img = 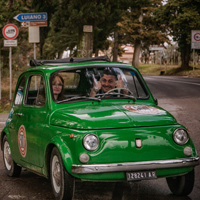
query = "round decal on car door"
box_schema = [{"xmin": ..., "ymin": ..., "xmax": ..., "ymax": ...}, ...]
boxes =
[{"xmin": 18, "ymin": 125, "xmax": 27, "ymax": 157}]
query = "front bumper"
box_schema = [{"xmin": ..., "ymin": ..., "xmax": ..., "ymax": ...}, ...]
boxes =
[{"xmin": 71, "ymin": 157, "xmax": 199, "ymax": 174}]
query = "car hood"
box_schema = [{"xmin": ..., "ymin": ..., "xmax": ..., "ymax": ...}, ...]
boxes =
[{"xmin": 50, "ymin": 103, "xmax": 177, "ymax": 129}]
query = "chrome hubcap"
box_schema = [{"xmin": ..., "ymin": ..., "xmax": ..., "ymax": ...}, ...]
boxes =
[
  {"xmin": 4, "ymin": 141, "xmax": 12, "ymax": 170},
  {"xmin": 52, "ymin": 155, "xmax": 61, "ymax": 193}
]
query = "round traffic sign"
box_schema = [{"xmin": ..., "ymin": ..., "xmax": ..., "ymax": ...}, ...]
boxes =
[
  {"xmin": 194, "ymin": 33, "xmax": 200, "ymax": 41},
  {"xmin": 2, "ymin": 24, "xmax": 19, "ymax": 40}
]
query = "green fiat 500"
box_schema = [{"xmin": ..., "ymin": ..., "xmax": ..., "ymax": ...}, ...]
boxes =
[{"xmin": 1, "ymin": 56, "xmax": 199, "ymax": 200}]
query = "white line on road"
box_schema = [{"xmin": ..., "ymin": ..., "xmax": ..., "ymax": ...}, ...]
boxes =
[{"xmin": 145, "ymin": 77, "xmax": 200, "ymax": 86}]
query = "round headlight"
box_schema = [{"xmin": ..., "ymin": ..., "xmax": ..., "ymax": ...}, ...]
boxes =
[
  {"xmin": 83, "ymin": 134, "xmax": 99, "ymax": 151},
  {"xmin": 173, "ymin": 128, "xmax": 189, "ymax": 145}
]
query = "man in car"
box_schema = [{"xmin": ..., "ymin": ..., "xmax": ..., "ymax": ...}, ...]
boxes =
[{"xmin": 90, "ymin": 68, "xmax": 128, "ymax": 97}]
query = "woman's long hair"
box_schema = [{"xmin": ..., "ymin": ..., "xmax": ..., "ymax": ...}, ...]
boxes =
[{"xmin": 51, "ymin": 73, "xmax": 65, "ymax": 101}]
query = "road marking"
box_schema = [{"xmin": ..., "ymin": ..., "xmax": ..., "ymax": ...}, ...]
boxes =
[
  {"xmin": 8, "ymin": 195, "xmax": 27, "ymax": 199},
  {"xmin": 145, "ymin": 77, "xmax": 200, "ymax": 86}
]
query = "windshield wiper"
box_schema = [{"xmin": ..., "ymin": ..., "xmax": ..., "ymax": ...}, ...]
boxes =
[{"xmin": 57, "ymin": 96, "xmax": 101, "ymax": 103}]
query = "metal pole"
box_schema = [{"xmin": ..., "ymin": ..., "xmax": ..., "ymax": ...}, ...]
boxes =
[
  {"xmin": 0, "ymin": 41, "xmax": 1, "ymax": 100},
  {"xmin": 193, "ymin": 49, "xmax": 195, "ymax": 71},
  {"xmin": 34, "ymin": 43, "xmax": 37, "ymax": 89},
  {"xmin": 160, "ymin": 51, "xmax": 162, "ymax": 68},
  {"xmin": 9, "ymin": 47, "xmax": 12, "ymax": 100},
  {"xmin": 34, "ymin": 43, "xmax": 36, "ymax": 59}
]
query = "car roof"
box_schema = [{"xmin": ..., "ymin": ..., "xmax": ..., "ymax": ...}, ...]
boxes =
[{"xmin": 24, "ymin": 56, "xmax": 136, "ymax": 74}]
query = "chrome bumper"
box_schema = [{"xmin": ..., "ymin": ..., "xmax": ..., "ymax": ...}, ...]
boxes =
[{"xmin": 71, "ymin": 157, "xmax": 199, "ymax": 174}]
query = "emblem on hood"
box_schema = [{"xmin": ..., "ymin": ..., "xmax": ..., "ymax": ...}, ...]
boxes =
[{"xmin": 123, "ymin": 105, "xmax": 162, "ymax": 115}]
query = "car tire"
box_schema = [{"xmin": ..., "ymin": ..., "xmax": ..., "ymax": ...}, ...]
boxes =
[
  {"xmin": 2, "ymin": 135, "xmax": 21, "ymax": 177},
  {"xmin": 50, "ymin": 147, "xmax": 75, "ymax": 200},
  {"xmin": 166, "ymin": 169, "xmax": 194, "ymax": 196}
]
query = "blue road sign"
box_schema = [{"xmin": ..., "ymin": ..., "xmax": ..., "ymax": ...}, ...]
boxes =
[{"xmin": 14, "ymin": 13, "xmax": 48, "ymax": 22}]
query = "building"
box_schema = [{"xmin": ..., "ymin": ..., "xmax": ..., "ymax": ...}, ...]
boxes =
[{"xmin": 118, "ymin": 45, "xmax": 134, "ymax": 64}]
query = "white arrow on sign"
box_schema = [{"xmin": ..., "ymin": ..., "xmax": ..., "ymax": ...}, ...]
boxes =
[{"xmin": 21, "ymin": 21, "xmax": 30, "ymax": 27}]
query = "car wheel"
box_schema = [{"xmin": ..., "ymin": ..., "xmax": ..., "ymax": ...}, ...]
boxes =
[
  {"xmin": 50, "ymin": 147, "xmax": 75, "ymax": 200},
  {"xmin": 166, "ymin": 169, "xmax": 194, "ymax": 196},
  {"xmin": 2, "ymin": 135, "xmax": 21, "ymax": 177}
]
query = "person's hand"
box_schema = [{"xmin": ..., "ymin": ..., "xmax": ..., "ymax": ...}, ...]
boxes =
[
  {"xmin": 116, "ymin": 75, "xmax": 129, "ymax": 95},
  {"xmin": 116, "ymin": 75, "xmax": 125, "ymax": 88},
  {"xmin": 92, "ymin": 76, "xmax": 101, "ymax": 92},
  {"xmin": 90, "ymin": 76, "xmax": 101, "ymax": 97}
]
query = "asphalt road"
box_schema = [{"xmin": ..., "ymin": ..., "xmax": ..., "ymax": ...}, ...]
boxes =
[{"xmin": 0, "ymin": 75, "xmax": 200, "ymax": 200}]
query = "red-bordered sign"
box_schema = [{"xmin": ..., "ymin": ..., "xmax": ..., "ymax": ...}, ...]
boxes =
[
  {"xmin": 194, "ymin": 33, "xmax": 200, "ymax": 41},
  {"xmin": 18, "ymin": 125, "xmax": 27, "ymax": 158},
  {"xmin": 2, "ymin": 24, "xmax": 19, "ymax": 40}
]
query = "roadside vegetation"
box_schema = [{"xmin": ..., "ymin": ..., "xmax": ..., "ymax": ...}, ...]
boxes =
[{"xmin": 139, "ymin": 63, "xmax": 200, "ymax": 77}]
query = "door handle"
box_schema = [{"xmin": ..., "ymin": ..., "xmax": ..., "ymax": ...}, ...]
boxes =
[{"xmin": 16, "ymin": 113, "xmax": 23, "ymax": 117}]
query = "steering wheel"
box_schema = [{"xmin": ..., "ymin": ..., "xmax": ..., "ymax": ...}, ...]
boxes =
[{"xmin": 102, "ymin": 88, "xmax": 134, "ymax": 98}]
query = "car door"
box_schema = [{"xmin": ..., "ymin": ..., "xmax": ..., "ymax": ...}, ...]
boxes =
[
  {"xmin": 8, "ymin": 75, "xmax": 27, "ymax": 164},
  {"xmin": 15, "ymin": 73, "xmax": 49, "ymax": 167}
]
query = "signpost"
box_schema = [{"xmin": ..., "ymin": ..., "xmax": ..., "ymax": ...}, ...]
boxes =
[
  {"xmin": 21, "ymin": 21, "xmax": 47, "ymax": 27},
  {"xmin": 2, "ymin": 24, "xmax": 19, "ymax": 100},
  {"xmin": 14, "ymin": 12, "xmax": 48, "ymax": 61},
  {"xmin": 149, "ymin": 45, "xmax": 164, "ymax": 69},
  {"xmin": 2, "ymin": 24, "xmax": 19, "ymax": 40},
  {"xmin": 4, "ymin": 40, "xmax": 17, "ymax": 47},
  {"xmin": 14, "ymin": 13, "xmax": 47, "ymax": 22},
  {"xmin": 149, "ymin": 45, "xmax": 164, "ymax": 51},
  {"xmin": 14, "ymin": 12, "xmax": 48, "ymax": 90},
  {"xmin": 191, "ymin": 30, "xmax": 200, "ymax": 70}
]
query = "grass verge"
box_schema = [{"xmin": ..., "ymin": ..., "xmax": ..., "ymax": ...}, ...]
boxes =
[{"xmin": 139, "ymin": 63, "xmax": 200, "ymax": 77}]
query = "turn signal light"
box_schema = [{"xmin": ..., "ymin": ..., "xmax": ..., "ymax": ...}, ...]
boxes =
[{"xmin": 136, "ymin": 139, "xmax": 142, "ymax": 148}]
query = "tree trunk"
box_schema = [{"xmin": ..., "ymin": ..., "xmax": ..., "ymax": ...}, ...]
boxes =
[
  {"xmin": 95, "ymin": 49, "xmax": 99, "ymax": 57},
  {"xmin": 132, "ymin": 39, "xmax": 141, "ymax": 68},
  {"xmin": 113, "ymin": 32, "xmax": 118, "ymax": 62},
  {"xmin": 180, "ymin": 44, "xmax": 191, "ymax": 70},
  {"xmin": 132, "ymin": 12, "xmax": 143, "ymax": 68}
]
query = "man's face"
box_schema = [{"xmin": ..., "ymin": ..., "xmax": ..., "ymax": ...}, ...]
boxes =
[{"xmin": 100, "ymin": 74, "xmax": 116, "ymax": 93}]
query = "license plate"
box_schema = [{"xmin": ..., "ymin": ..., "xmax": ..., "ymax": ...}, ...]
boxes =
[{"xmin": 126, "ymin": 170, "xmax": 157, "ymax": 181}]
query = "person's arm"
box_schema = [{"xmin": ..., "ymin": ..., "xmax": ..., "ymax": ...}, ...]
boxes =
[
  {"xmin": 116, "ymin": 76, "xmax": 129, "ymax": 95},
  {"xmin": 90, "ymin": 77, "xmax": 101, "ymax": 97}
]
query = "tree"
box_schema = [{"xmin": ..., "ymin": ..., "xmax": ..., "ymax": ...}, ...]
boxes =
[
  {"xmin": 154, "ymin": 0, "xmax": 200, "ymax": 70},
  {"xmin": 43, "ymin": 0, "xmax": 129, "ymax": 59},
  {"xmin": 117, "ymin": 0, "xmax": 169, "ymax": 68}
]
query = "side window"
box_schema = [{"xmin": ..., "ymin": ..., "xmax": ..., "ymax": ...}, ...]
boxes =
[
  {"xmin": 14, "ymin": 75, "xmax": 26, "ymax": 106},
  {"xmin": 133, "ymin": 75, "xmax": 147, "ymax": 98},
  {"xmin": 122, "ymin": 70, "xmax": 148, "ymax": 99},
  {"xmin": 25, "ymin": 75, "xmax": 46, "ymax": 106}
]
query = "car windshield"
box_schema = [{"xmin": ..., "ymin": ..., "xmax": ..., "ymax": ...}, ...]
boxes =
[{"xmin": 50, "ymin": 66, "xmax": 149, "ymax": 103}]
